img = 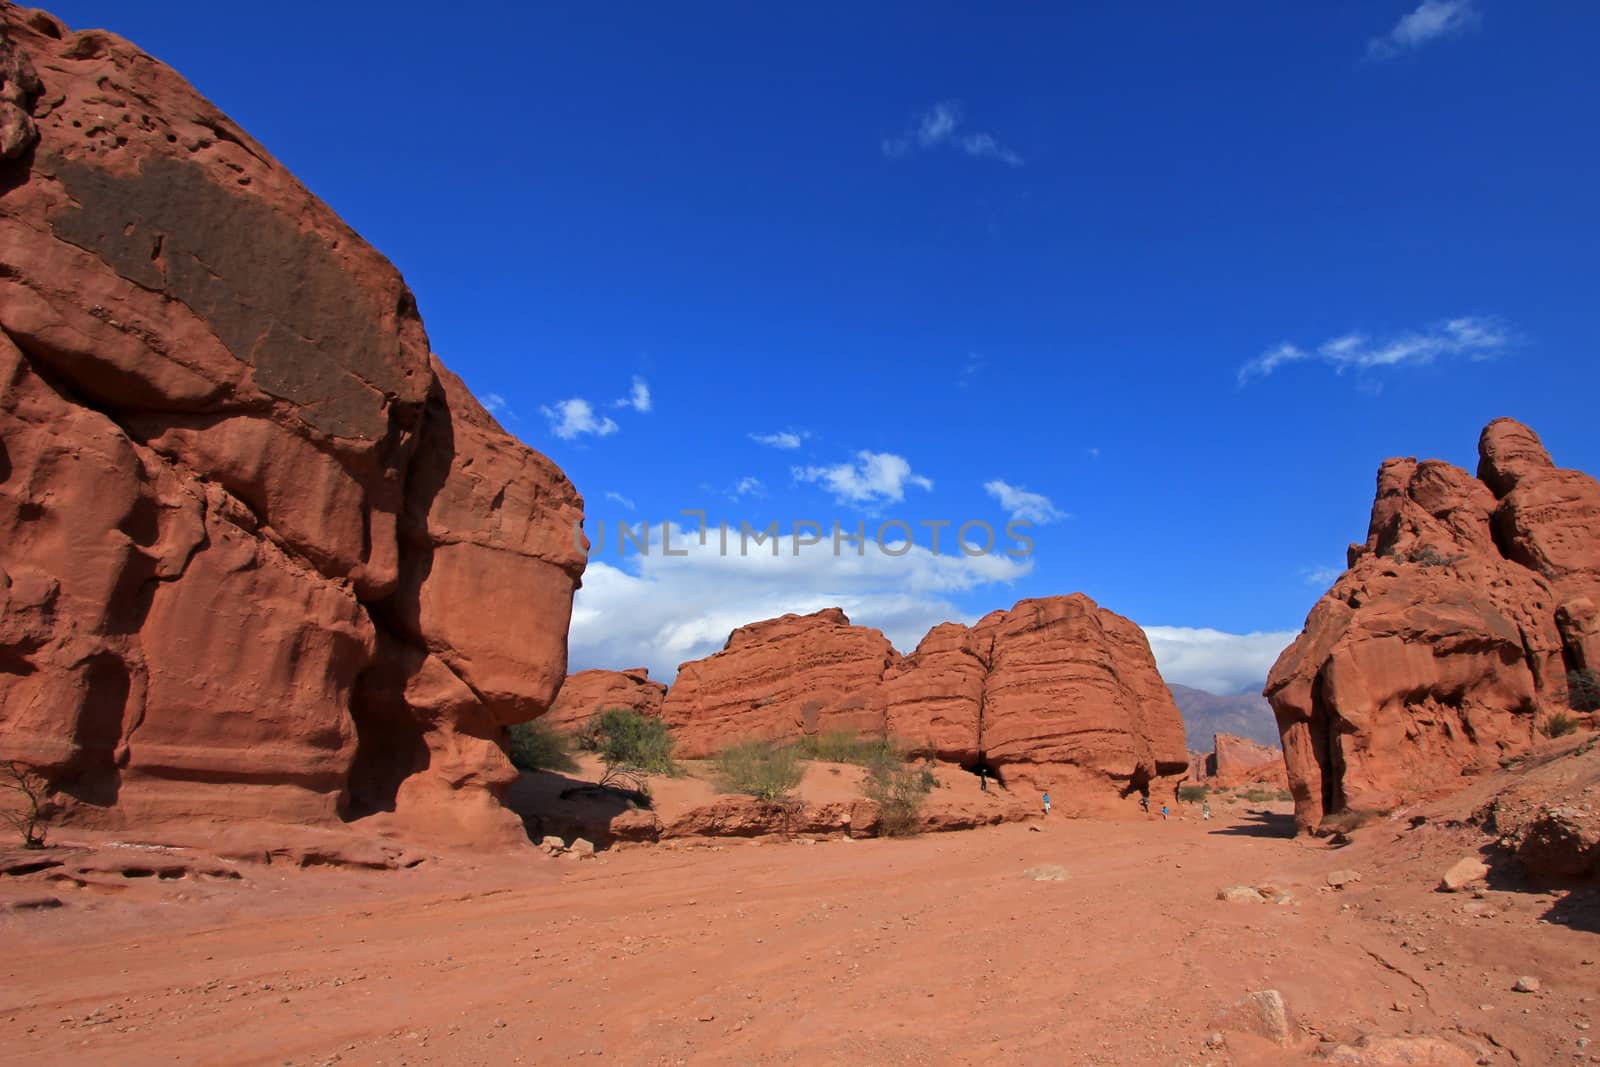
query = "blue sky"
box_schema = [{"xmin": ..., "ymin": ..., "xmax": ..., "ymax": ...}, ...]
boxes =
[{"xmin": 51, "ymin": 1, "xmax": 1600, "ymax": 692}]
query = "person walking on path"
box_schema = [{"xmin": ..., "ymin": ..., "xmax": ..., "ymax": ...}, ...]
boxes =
[
  {"xmin": 1160, "ymin": 803, "xmax": 1170, "ymax": 821},
  {"xmin": 1042, "ymin": 792, "xmax": 1051, "ymax": 816},
  {"xmin": 978, "ymin": 766, "xmax": 988, "ymax": 793}
]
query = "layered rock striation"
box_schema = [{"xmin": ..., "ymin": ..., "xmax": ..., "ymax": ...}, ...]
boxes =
[{"xmin": 661, "ymin": 596, "xmax": 1191, "ymax": 812}]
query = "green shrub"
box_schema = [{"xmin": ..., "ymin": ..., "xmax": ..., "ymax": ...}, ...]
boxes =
[
  {"xmin": 794, "ymin": 729, "xmax": 896, "ymax": 766},
  {"xmin": 862, "ymin": 749, "xmax": 936, "ymax": 837},
  {"xmin": 1178, "ymin": 784, "xmax": 1209, "ymax": 803},
  {"xmin": 1542, "ymin": 710, "xmax": 1581, "ymax": 739},
  {"xmin": 507, "ymin": 719, "xmax": 579, "ymax": 773},
  {"xmin": 714, "ymin": 740, "xmax": 805, "ymax": 802},
  {"xmin": 1565, "ymin": 670, "xmax": 1600, "ymax": 714},
  {"xmin": 1243, "ymin": 789, "xmax": 1274, "ymax": 803},
  {"xmin": 577, "ymin": 708, "xmax": 679, "ymax": 777}
]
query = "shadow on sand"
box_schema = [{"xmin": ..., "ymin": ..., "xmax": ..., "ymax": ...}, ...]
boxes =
[
  {"xmin": 504, "ymin": 770, "xmax": 639, "ymax": 848},
  {"xmin": 1482, "ymin": 854, "xmax": 1600, "ymax": 935},
  {"xmin": 1207, "ymin": 808, "xmax": 1297, "ymax": 839}
]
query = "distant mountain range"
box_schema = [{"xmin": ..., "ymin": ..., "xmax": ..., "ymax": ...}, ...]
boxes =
[{"xmin": 1168, "ymin": 683, "xmax": 1280, "ymax": 751}]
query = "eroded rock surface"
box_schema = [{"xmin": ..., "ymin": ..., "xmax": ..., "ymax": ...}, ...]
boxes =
[
  {"xmin": 662, "ymin": 596, "xmax": 1190, "ymax": 812},
  {"xmin": 1267, "ymin": 419, "xmax": 1599, "ymax": 833},
  {"xmin": 545, "ymin": 668, "xmax": 668, "ymax": 733},
  {"xmin": 0, "ymin": 7, "xmax": 583, "ymax": 845}
]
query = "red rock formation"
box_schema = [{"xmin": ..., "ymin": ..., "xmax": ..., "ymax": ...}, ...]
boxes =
[
  {"xmin": 1267, "ymin": 419, "xmax": 1598, "ymax": 833},
  {"xmin": 545, "ymin": 668, "xmax": 667, "ymax": 733},
  {"xmin": 661, "ymin": 609, "xmax": 897, "ymax": 757},
  {"xmin": 1210, "ymin": 734, "xmax": 1287, "ymax": 790},
  {"xmin": 0, "ymin": 8, "xmax": 584, "ymax": 845},
  {"xmin": 663, "ymin": 596, "xmax": 1191, "ymax": 813}
]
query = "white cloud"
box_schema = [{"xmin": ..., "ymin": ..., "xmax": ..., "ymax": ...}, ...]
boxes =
[
  {"xmin": 750, "ymin": 430, "xmax": 804, "ymax": 450},
  {"xmin": 983, "ymin": 479, "xmax": 1068, "ymax": 524},
  {"xmin": 613, "ymin": 376, "xmax": 652, "ymax": 413},
  {"xmin": 793, "ymin": 451, "xmax": 934, "ymax": 506},
  {"xmin": 1140, "ymin": 626, "xmax": 1299, "ymax": 696},
  {"xmin": 481, "ymin": 392, "xmax": 513, "ymax": 421},
  {"xmin": 733, "ymin": 476, "xmax": 765, "ymax": 498},
  {"xmin": 1238, "ymin": 316, "xmax": 1510, "ymax": 385},
  {"xmin": 569, "ymin": 521, "xmax": 1032, "ymax": 681},
  {"xmin": 604, "ymin": 491, "xmax": 636, "ymax": 511},
  {"xmin": 883, "ymin": 101, "xmax": 1023, "ymax": 167},
  {"xmin": 540, "ymin": 397, "xmax": 619, "ymax": 440},
  {"xmin": 1368, "ymin": 0, "xmax": 1479, "ymax": 60}
]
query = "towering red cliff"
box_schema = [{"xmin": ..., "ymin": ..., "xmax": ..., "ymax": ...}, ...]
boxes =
[
  {"xmin": 0, "ymin": 6, "xmax": 584, "ymax": 845},
  {"xmin": 1267, "ymin": 419, "xmax": 1599, "ymax": 833}
]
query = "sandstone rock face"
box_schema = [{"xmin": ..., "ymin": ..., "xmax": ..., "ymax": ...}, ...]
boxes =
[
  {"xmin": 1208, "ymin": 734, "xmax": 1288, "ymax": 790},
  {"xmin": 545, "ymin": 668, "xmax": 667, "ymax": 734},
  {"xmin": 662, "ymin": 596, "xmax": 1191, "ymax": 813},
  {"xmin": 661, "ymin": 609, "xmax": 897, "ymax": 757},
  {"xmin": 0, "ymin": 8, "xmax": 584, "ymax": 844},
  {"xmin": 1267, "ymin": 419, "xmax": 1598, "ymax": 833}
]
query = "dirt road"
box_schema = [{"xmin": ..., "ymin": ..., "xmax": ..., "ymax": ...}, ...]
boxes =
[{"xmin": 2, "ymin": 803, "xmax": 1594, "ymax": 1066}]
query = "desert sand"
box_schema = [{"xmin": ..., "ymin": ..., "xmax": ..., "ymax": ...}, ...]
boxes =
[{"xmin": 3, "ymin": 765, "xmax": 1595, "ymax": 1067}]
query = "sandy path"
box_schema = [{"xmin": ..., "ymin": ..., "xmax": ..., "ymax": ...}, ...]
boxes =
[{"xmin": 1, "ymin": 804, "xmax": 1594, "ymax": 1066}]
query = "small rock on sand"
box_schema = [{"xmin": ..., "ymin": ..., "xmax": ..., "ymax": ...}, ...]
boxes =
[
  {"xmin": 1212, "ymin": 989, "xmax": 1294, "ymax": 1047},
  {"xmin": 1217, "ymin": 886, "xmax": 1266, "ymax": 904},
  {"xmin": 1439, "ymin": 857, "xmax": 1490, "ymax": 893}
]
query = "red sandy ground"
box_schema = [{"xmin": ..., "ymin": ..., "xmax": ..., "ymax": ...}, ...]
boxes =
[{"xmin": 1, "ymin": 785, "xmax": 1597, "ymax": 1066}]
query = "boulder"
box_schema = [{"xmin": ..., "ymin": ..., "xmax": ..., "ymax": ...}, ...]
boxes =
[
  {"xmin": 544, "ymin": 667, "xmax": 667, "ymax": 734},
  {"xmin": 0, "ymin": 8, "xmax": 584, "ymax": 846},
  {"xmin": 1267, "ymin": 420, "xmax": 1598, "ymax": 833}
]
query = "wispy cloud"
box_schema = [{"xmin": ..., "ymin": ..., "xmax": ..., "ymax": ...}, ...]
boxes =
[
  {"xmin": 614, "ymin": 376, "xmax": 652, "ymax": 413},
  {"xmin": 1301, "ymin": 565, "xmax": 1343, "ymax": 587},
  {"xmin": 1238, "ymin": 316, "xmax": 1511, "ymax": 385},
  {"xmin": 959, "ymin": 353, "xmax": 985, "ymax": 390},
  {"xmin": 883, "ymin": 101, "xmax": 1024, "ymax": 167},
  {"xmin": 482, "ymin": 392, "xmax": 512, "ymax": 420},
  {"xmin": 1086, "ymin": 447, "xmax": 1101, "ymax": 460},
  {"xmin": 794, "ymin": 451, "xmax": 934, "ymax": 506},
  {"xmin": 604, "ymin": 490, "xmax": 636, "ymax": 510},
  {"xmin": 983, "ymin": 480, "xmax": 1067, "ymax": 524},
  {"xmin": 733, "ymin": 476, "xmax": 765, "ymax": 498},
  {"xmin": 750, "ymin": 430, "xmax": 806, "ymax": 450},
  {"xmin": 540, "ymin": 397, "xmax": 620, "ymax": 440},
  {"xmin": 1367, "ymin": 1, "xmax": 1479, "ymax": 61}
]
